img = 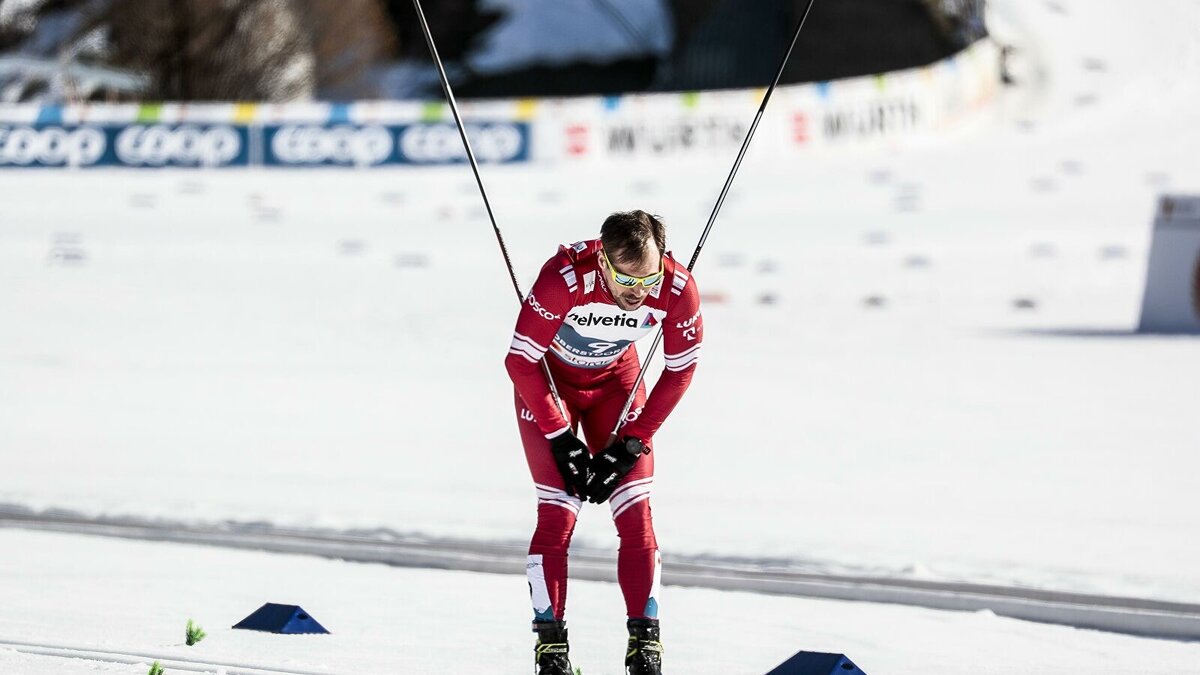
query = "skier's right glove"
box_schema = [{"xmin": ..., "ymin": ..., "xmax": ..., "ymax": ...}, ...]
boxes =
[
  {"xmin": 584, "ymin": 437, "xmax": 648, "ymax": 504},
  {"xmin": 548, "ymin": 430, "xmax": 591, "ymax": 498}
]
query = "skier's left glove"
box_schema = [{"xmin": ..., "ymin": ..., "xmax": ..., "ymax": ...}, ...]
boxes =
[{"xmin": 584, "ymin": 437, "xmax": 650, "ymax": 504}]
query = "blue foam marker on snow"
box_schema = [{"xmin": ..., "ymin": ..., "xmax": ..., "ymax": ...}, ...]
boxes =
[
  {"xmin": 765, "ymin": 651, "xmax": 867, "ymax": 675},
  {"xmin": 232, "ymin": 603, "xmax": 329, "ymax": 634}
]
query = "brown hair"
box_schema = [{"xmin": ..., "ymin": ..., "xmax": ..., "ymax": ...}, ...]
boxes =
[{"xmin": 600, "ymin": 210, "xmax": 666, "ymax": 265}]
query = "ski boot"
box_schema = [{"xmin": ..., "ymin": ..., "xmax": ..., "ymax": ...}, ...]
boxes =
[
  {"xmin": 533, "ymin": 620, "xmax": 574, "ymax": 675},
  {"xmin": 625, "ymin": 618, "xmax": 663, "ymax": 674}
]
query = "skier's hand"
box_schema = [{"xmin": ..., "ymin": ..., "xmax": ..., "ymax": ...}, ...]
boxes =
[
  {"xmin": 584, "ymin": 437, "xmax": 648, "ymax": 504},
  {"xmin": 549, "ymin": 431, "xmax": 591, "ymax": 498}
]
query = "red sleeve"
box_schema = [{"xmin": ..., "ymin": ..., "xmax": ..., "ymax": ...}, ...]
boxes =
[
  {"xmin": 620, "ymin": 266, "xmax": 703, "ymax": 443},
  {"xmin": 504, "ymin": 256, "xmax": 576, "ymax": 437}
]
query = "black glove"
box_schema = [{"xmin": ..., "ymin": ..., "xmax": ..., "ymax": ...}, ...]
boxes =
[
  {"xmin": 584, "ymin": 437, "xmax": 649, "ymax": 504},
  {"xmin": 549, "ymin": 431, "xmax": 591, "ymax": 498}
]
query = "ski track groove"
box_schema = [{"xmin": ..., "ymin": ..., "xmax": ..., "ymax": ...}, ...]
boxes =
[
  {"xmin": 0, "ymin": 637, "xmax": 343, "ymax": 675},
  {"xmin": 3, "ymin": 503, "xmax": 1200, "ymax": 642}
]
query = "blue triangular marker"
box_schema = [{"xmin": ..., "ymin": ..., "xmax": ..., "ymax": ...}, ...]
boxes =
[
  {"xmin": 232, "ymin": 603, "xmax": 330, "ymax": 634},
  {"xmin": 765, "ymin": 651, "xmax": 867, "ymax": 675}
]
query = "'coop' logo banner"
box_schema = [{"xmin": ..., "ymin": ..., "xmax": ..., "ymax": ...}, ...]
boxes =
[
  {"xmin": 0, "ymin": 124, "xmax": 251, "ymax": 168},
  {"xmin": 0, "ymin": 122, "xmax": 528, "ymax": 169},
  {"xmin": 262, "ymin": 122, "xmax": 530, "ymax": 167}
]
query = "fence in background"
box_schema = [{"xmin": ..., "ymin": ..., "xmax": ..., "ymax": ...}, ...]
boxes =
[{"xmin": 0, "ymin": 40, "xmax": 998, "ymax": 169}]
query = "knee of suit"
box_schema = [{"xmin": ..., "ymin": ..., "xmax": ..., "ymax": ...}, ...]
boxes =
[
  {"xmin": 613, "ymin": 500, "xmax": 657, "ymax": 550},
  {"xmin": 530, "ymin": 502, "xmax": 577, "ymax": 553}
]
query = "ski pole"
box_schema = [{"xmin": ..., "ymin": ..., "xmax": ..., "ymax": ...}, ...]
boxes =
[
  {"xmin": 410, "ymin": 0, "xmax": 568, "ymax": 417},
  {"xmin": 609, "ymin": 0, "xmax": 820, "ymax": 442}
]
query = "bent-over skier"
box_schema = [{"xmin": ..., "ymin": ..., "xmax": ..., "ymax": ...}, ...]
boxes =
[{"xmin": 505, "ymin": 210, "xmax": 704, "ymax": 675}]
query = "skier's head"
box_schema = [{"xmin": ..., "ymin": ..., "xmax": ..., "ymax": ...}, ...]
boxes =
[{"xmin": 599, "ymin": 210, "xmax": 666, "ymax": 311}]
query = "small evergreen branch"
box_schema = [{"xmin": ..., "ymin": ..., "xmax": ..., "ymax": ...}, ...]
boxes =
[
  {"xmin": 185, "ymin": 618, "xmax": 207, "ymax": 646},
  {"xmin": 148, "ymin": 661, "xmax": 165, "ymax": 675}
]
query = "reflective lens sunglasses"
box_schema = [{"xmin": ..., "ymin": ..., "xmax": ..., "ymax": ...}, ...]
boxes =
[{"xmin": 601, "ymin": 249, "xmax": 664, "ymax": 289}]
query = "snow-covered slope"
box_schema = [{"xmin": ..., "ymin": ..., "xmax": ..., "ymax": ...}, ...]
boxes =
[
  {"xmin": 3, "ymin": 529, "xmax": 1200, "ymax": 675},
  {"xmin": 1, "ymin": 0, "xmax": 1198, "ymax": 636}
]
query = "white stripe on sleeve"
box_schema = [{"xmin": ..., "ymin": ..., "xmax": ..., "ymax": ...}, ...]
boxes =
[
  {"xmin": 510, "ymin": 339, "xmax": 545, "ymax": 361},
  {"xmin": 508, "ymin": 348, "xmax": 539, "ymax": 363},
  {"xmin": 664, "ymin": 345, "xmax": 701, "ymax": 371},
  {"xmin": 544, "ymin": 426, "xmax": 570, "ymax": 440},
  {"xmin": 664, "ymin": 344, "xmax": 701, "ymax": 361},
  {"xmin": 560, "ymin": 266, "xmax": 578, "ymax": 292},
  {"xmin": 512, "ymin": 332, "xmax": 548, "ymax": 354}
]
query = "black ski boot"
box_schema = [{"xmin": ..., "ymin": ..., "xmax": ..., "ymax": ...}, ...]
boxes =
[
  {"xmin": 533, "ymin": 620, "xmax": 574, "ymax": 675},
  {"xmin": 625, "ymin": 618, "xmax": 663, "ymax": 675}
]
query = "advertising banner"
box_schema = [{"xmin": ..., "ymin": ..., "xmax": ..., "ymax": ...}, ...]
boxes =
[
  {"xmin": 262, "ymin": 121, "xmax": 530, "ymax": 167},
  {"xmin": 0, "ymin": 39, "xmax": 996, "ymax": 168},
  {"xmin": 0, "ymin": 124, "xmax": 250, "ymax": 168},
  {"xmin": 0, "ymin": 121, "xmax": 528, "ymax": 169},
  {"xmin": 599, "ymin": 116, "xmax": 748, "ymax": 159},
  {"xmin": 547, "ymin": 39, "xmax": 999, "ymax": 162}
]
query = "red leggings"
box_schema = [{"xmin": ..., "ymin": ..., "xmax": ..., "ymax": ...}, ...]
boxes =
[{"xmin": 516, "ymin": 374, "xmax": 660, "ymax": 621}]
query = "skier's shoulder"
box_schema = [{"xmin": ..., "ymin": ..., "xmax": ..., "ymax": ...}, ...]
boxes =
[
  {"xmin": 542, "ymin": 239, "xmax": 600, "ymax": 274},
  {"xmin": 536, "ymin": 239, "xmax": 600, "ymax": 296},
  {"xmin": 662, "ymin": 251, "xmax": 697, "ymax": 298},
  {"xmin": 559, "ymin": 239, "xmax": 602, "ymax": 265}
]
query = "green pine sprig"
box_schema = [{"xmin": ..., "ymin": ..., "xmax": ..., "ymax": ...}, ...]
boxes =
[
  {"xmin": 148, "ymin": 661, "xmax": 165, "ymax": 675},
  {"xmin": 185, "ymin": 618, "xmax": 207, "ymax": 646}
]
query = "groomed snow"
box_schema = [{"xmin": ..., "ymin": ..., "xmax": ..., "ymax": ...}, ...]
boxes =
[
  {"xmin": 2, "ymin": 1, "xmax": 1200, "ymax": 671},
  {"xmin": 2, "ymin": 529, "xmax": 1199, "ymax": 674}
]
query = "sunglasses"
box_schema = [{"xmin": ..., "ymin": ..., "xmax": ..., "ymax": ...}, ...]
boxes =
[{"xmin": 601, "ymin": 249, "xmax": 664, "ymax": 289}]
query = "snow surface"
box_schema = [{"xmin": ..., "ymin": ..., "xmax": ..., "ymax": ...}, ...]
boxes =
[
  {"xmin": 1, "ymin": 0, "xmax": 1200, "ymax": 671},
  {"xmin": 2, "ymin": 529, "xmax": 1199, "ymax": 675}
]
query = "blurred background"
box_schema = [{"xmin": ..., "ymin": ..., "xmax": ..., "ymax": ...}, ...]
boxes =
[{"xmin": 1, "ymin": 0, "xmax": 986, "ymax": 101}]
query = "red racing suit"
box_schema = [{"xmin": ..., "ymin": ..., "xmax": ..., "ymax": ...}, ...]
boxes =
[{"xmin": 505, "ymin": 239, "xmax": 703, "ymax": 622}]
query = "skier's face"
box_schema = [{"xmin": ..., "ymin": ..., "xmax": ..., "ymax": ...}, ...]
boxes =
[{"xmin": 601, "ymin": 245, "xmax": 662, "ymax": 311}]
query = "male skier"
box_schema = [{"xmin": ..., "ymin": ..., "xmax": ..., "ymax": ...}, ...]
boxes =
[{"xmin": 505, "ymin": 210, "xmax": 704, "ymax": 675}]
